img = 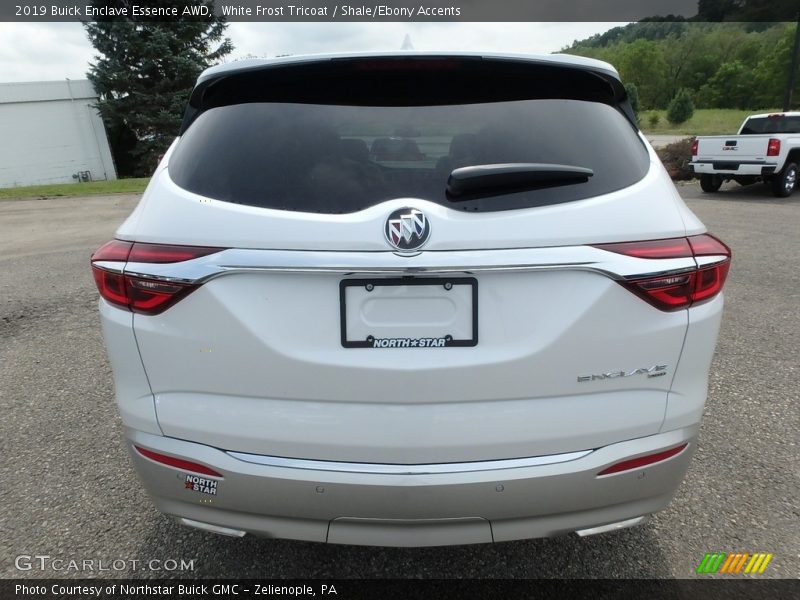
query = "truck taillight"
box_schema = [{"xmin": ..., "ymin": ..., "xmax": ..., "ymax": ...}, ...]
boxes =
[
  {"xmin": 90, "ymin": 241, "xmax": 225, "ymax": 315},
  {"xmin": 593, "ymin": 234, "xmax": 731, "ymax": 311},
  {"xmin": 767, "ymin": 138, "xmax": 781, "ymax": 156},
  {"xmin": 691, "ymin": 139, "xmax": 698, "ymax": 156}
]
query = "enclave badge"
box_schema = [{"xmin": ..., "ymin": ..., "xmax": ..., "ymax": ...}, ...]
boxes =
[{"xmin": 385, "ymin": 208, "xmax": 430, "ymax": 252}]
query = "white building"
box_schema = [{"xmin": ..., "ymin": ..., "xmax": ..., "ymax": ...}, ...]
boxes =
[{"xmin": 0, "ymin": 79, "xmax": 117, "ymax": 188}]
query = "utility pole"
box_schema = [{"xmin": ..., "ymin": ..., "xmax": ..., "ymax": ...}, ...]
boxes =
[{"xmin": 783, "ymin": 13, "xmax": 800, "ymax": 111}]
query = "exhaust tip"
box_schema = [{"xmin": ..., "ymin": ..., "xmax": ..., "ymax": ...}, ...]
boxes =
[
  {"xmin": 575, "ymin": 516, "xmax": 647, "ymax": 537},
  {"xmin": 179, "ymin": 518, "xmax": 246, "ymax": 538}
]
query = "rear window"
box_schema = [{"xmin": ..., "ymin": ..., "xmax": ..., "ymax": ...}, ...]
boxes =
[
  {"xmin": 169, "ymin": 82, "xmax": 649, "ymax": 214},
  {"xmin": 740, "ymin": 116, "xmax": 800, "ymax": 135}
]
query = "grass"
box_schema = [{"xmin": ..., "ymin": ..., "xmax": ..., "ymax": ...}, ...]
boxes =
[
  {"xmin": 639, "ymin": 108, "xmax": 782, "ymax": 136},
  {"xmin": 0, "ymin": 177, "xmax": 150, "ymax": 200}
]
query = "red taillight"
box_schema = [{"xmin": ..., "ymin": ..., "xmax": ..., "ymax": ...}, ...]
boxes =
[
  {"xmin": 687, "ymin": 234, "xmax": 730, "ymax": 256},
  {"xmin": 692, "ymin": 261, "xmax": 731, "ymax": 304},
  {"xmin": 125, "ymin": 277, "xmax": 198, "ymax": 314},
  {"xmin": 594, "ymin": 237, "xmax": 692, "ymax": 259},
  {"xmin": 92, "ymin": 266, "xmax": 130, "ymax": 308},
  {"xmin": 134, "ymin": 446, "xmax": 222, "ymax": 478},
  {"xmin": 90, "ymin": 241, "xmax": 225, "ymax": 315},
  {"xmin": 91, "ymin": 239, "xmax": 133, "ymax": 262},
  {"xmin": 691, "ymin": 139, "xmax": 698, "ymax": 156},
  {"xmin": 593, "ymin": 234, "xmax": 731, "ymax": 311},
  {"xmin": 128, "ymin": 243, "xmax": 221, "ymax": 263},
  {"xmin": 767, "ymin": 138, "xmax": 781, "ymax": 156},
  {"xmin": 597, "ymin": 443, "xmax": 688, "ymax": 476},
  {"xmin": 623, "ymin": 273, "xmax": 696, "ymax": 311}
]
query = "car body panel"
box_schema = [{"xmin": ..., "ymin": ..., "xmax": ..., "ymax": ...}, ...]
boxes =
[
  {"xmin": 127, "ymin": 425, "xmax": 696, "ymax": 546},
  {"xmin": 132, "ymin": 267, "xmax": 688, "ymax": 461}
]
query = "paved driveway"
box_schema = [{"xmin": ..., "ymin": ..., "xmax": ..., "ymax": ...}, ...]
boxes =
[{"xmin": 1, "ymin": 185, "xmax": 797, "ymax": 578}]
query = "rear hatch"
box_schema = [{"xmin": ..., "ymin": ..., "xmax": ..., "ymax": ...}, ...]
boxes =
[{"xmin": 122, "ymin": 55, "xmax": 694, "ymax": 463}]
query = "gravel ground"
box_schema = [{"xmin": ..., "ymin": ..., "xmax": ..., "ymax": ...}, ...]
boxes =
[{"xmin": 1, "ymin": 185, "xmax": 797, "ymax": 579}]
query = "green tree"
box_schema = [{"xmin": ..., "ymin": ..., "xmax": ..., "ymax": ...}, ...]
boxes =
[
  {"xmin": 667, "ymin": 89, "xmax": 695, "ymax": 124},
  {"xmin": 563, "ymin": 21, "xmax": 794, "ymax": 111},
  {"xmin": 697, "ymin": 61, "xmax": 757, "ymax": 109},
  {"xmin": 84, "ymin": 1, "xmax": 232, "ymax": 176},
  {"xmin": 604, "ymin": 39, "xmax": 669, "ymax": 108},
  {"xmin": 752, "ymin": 24, "xmax": 800, "ymax": 109}
]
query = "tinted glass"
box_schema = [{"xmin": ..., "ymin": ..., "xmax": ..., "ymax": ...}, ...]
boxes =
[
  {"xmin": 740, "ymin": 116, "xmax": 800, "ymax": 135},
  {"xmin": 169, "ymin": 99, "xmax": 649, "ymax": 214}
]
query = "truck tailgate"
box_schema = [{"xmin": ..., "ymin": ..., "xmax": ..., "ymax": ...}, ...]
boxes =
[{"xmin": 695, "ymin": 135, "xmax": 771, "ymax": 162}]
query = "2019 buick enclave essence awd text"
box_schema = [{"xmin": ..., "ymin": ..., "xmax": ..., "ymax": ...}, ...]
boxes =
[{"xmin": 91, "ymin": 52, "xmax": 731, "ymax": 546}]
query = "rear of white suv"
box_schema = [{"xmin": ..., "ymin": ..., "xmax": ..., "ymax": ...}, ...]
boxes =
[{"xmin": 92, "ymin": 53, "xmax": 730, "ymax": 546}]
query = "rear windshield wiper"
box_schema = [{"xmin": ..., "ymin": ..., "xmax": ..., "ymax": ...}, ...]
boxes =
[{"xmin": 447, "ymin": 163, "xmax": 593, "ymax": 199}]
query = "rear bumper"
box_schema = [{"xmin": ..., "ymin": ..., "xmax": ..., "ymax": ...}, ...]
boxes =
[
  {"xmin": 126, "ymin": 426, "xmax": 697, "ymax": 546},
  {"xmin": 690, "ymin": 161, "xmax": 777, "ymax": 176}
]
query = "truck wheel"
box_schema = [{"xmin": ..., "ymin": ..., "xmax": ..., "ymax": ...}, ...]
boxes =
[
  {"xmin": 771, "ymin": 163, "xmax": 797, "ymax": 197},
  {"xmin": 700, "ymin": 174, "xmax": 722, "ymax": 193}
]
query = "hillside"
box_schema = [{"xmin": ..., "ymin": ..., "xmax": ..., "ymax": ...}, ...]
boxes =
[{"xmin": 562, "ymin": 21, "xmax": 798, "ymax": 111}]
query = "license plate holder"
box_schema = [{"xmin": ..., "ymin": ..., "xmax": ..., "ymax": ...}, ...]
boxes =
[{"xmin": 339, "ymin": 277, "xmax": 478, "ymax": 348}]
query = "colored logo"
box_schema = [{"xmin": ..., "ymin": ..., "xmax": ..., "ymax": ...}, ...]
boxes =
[
  {"xmin": 696, "ymin": 552, "xmax": 773, "ymax": 574},
  {"xmin": 385, "ymin": 208, "xmax": 430, "ymax": 252}
]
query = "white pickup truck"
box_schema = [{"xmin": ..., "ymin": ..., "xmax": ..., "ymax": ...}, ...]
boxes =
[{"xmin": 690, "ymin": 112, "xmax": 800, "ymax": 197}]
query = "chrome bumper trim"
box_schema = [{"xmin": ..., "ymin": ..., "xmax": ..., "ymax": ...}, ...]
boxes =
[
  {"xmin": 226, "ymin": 448, "xmax": 594, "ymax": 475},
  {"xmin": 575, "ymin": 515, "xmax": 647, "ymax": 536},
  {"xmin": 179, "ymin": 518, "xmax": 247, "ymax": 537},
  {"xmin": 117, "ymin": 246, "xmax": 707, "ymax": 284}
]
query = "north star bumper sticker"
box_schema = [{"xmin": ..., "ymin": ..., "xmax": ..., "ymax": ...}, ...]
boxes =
[{"xmin": 185, "ymin": 475, "xmax": 218, "ymax": 495}]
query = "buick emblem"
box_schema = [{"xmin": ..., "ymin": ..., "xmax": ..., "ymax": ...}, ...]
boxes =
[{"xmin": 384, "ymin": 208, "xmax": 430, "ymax": 252}]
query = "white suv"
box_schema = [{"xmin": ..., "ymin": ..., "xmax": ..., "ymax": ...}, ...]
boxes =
[{"xmin": 91, "ymin": 52, "xmax": 731, "ymax": 546}]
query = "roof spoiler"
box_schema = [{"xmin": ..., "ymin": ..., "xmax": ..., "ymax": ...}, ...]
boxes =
[{"xmin": 180, "ymin": 55, "xmax": 634, "ymax": 134}]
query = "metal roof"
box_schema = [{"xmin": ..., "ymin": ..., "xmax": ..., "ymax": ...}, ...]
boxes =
[
  {"xmin": 0, "ymin": 79, "xmax": 98, "ymax": 104},
  {"xmin": 746, "ymin": 111, "xmax": 800, "ymax": 119}
]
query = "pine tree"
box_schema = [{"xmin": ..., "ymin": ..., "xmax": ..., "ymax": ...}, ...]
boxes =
[
  {"xmin": 84, "ymin": 1, "xmax": 232, "ymax": 176},
  {"xmin": 666, "ymin": 89, "xmax": 695, "ymax": 125}
]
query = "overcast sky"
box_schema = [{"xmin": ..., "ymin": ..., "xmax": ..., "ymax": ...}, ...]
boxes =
[{"xmin": 0, "ymin": 22, "xmax": 626, "ymax": 83}]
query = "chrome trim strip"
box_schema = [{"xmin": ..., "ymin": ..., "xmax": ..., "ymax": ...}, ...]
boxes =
[
  {"xmin": 621, "ymin": 266, "xmax": 698, "ymax": 281},
  {"xmin": 694, "ymin": 255, "xmax": 729, "ymax": 268},
  {"xmin": 122, "ymin": 270, "xmax": 198, "ymax": 285},
  {"xmin": 179, "ymin": 518, "xmax": 246, "ymax": 538},
  {"xmin": 226, "ymin": 449, "xmax": 594, "ymax": 474},
  {"xmin": 575, "ymin": 516, "xmax": 647, "ymax": 537},
  {"xmin": 92, "ymin": 261, "xmax": 125, "ymax": 274},
  {"xmin": 120, "ymin": 247, "xmax": 700, "ymax": 285}
]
